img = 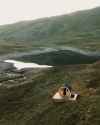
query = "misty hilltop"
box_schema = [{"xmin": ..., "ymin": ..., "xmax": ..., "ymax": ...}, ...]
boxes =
[{"xmin": 0, "ymin": 7, "xmax": 100, "ymax": 54}]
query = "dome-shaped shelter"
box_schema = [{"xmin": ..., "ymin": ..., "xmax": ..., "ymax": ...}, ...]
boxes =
[{"xmin": 52, "ymin": 84, "xmax": 79, "ymax": 102}]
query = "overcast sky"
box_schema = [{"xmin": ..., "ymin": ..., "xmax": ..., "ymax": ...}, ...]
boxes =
[{"xmin": 0, "ymin": 0, "xmax": 100, "ymax": 25}]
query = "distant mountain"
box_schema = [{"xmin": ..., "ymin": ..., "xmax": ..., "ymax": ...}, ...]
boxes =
[{"xmin": 0, "ymin": 7, "xmax": 100, "ymax": 54}]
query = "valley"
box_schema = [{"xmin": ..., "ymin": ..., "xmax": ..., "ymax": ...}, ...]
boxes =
[{"xmin": 0, "ymin": 6, "xmax": 100, "ymax": 125}]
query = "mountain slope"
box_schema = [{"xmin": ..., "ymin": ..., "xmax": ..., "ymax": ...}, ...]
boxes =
[
  {"xmin": 0, "ymin": 62, "xmax": 100, "ymax": 125},
  {"xmin": 0, "ymin": 7, "xmax": 100, "ymax": 53}
]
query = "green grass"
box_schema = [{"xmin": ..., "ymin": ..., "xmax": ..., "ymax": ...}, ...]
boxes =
[{"xmin": 0, "ymin": 63, "xmax": 100, "ymax": 125}]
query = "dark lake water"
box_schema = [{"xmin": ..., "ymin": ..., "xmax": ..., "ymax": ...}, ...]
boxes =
[{"xmin": 13, "ymin": 47, "xmax": 100, "ymax": 65}]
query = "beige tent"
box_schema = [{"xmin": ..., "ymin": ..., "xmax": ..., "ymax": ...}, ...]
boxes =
[{"xmin": 52, "ymin": 86, "xmax": 79, "ymax": 102}]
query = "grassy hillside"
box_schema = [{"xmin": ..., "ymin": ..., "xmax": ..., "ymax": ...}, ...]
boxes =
[
  {"xmin": 0, "ymin": 6, "xmax": 100, "ymax": 125},
  {"xmin": 0, "ymin": 62, "xmax": 100, "ymax": 125},
  {"xmin": 0, "ymin": 7, "xmax": 100, "ymax": 54}
]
